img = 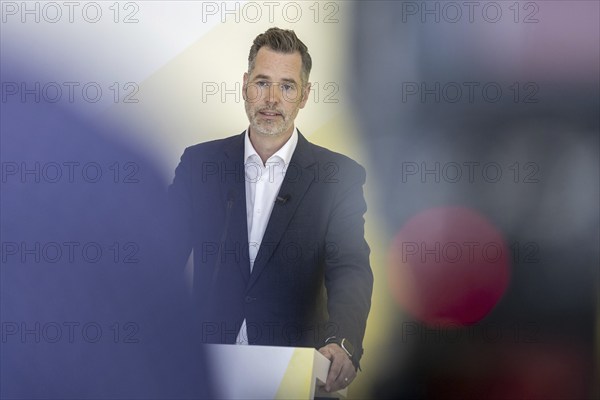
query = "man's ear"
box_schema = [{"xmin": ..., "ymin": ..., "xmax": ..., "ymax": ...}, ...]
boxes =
[
  {"xmin": 242, "ymin": 72, "xmax": 248, "ymax": 101},
  {"xmin": 299, "ymin": 82, "xmax": 311, "ymax": 109}
]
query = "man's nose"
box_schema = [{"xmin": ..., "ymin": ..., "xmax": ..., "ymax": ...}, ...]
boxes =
[{"xmin": 266, "ymin": 84, "xmax": 282, "ymax": 104}]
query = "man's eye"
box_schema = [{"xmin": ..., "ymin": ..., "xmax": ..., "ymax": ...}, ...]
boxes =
[
  {"xmin": 281, "ymin": 84, "xmax": 294, "ymax": 91},
  {"xmin": 256, "ymin": 81, "xmax": 269, "ymax": 87}
]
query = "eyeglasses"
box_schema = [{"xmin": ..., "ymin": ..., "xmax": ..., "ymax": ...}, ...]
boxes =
[{"xmin": 251, "ymin": 80, "xmax": 299, "ymax": 93}]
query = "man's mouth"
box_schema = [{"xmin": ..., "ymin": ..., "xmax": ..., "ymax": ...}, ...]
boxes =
[{"xmin": 259, "ymin": 110, "xmax": 282, "ymax": 118}]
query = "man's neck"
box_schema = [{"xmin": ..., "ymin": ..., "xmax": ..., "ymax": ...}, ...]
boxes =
[{"xmin": 249, "ymin": 126, "xmax": 294, "ymax": 165}]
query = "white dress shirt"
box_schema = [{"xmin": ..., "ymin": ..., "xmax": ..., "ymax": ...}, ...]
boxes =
[{"xmin": 236, "ymin": 127, "xmax": 299, "ymax": 344}]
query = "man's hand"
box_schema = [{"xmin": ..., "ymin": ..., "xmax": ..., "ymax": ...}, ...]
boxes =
[{"xmin": 317, "ymin": 343, "xmax": 357, "ymax": 392}]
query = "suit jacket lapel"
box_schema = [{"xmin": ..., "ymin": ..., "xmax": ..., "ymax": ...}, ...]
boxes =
[
  {"xmin": 247, "ymin": 132, "xmax": 316, "ymax": 290},
  {"xmin": 222, "ymin": 132, "xmax": 251, "ymax": 284}
]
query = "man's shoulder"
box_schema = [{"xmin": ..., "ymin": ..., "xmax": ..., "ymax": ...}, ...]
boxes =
[
  {"xmin": 182, "ymin": 132, "xmax": 243, "ymax": 159},
  {"xmin": 303, "ymin": 137, "xmax": 366, "ymax": 177}
]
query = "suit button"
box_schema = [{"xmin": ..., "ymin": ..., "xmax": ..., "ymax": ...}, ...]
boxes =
[{"xmin": 245, "ymin": 296, "xmax": 255, "ymax": 303}]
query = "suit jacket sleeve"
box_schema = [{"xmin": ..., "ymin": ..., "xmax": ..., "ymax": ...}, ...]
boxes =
[{"xmin": 323, "ymin": 160, "xmax": 373, "ymax": 368}]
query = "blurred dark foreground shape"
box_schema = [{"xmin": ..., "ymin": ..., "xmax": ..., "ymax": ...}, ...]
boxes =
[
  {"xmin": 350, "ymin": 1, "xmax": 599, "ymax": 398},
  {"xmin": 1, "ymin": 63, "xmax": 213, "ymax": 399}
]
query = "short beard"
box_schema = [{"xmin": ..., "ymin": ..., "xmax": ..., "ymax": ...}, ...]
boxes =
[{"xmin": 245, "ymin": 102, "xmax": 291, "ymax": 138}]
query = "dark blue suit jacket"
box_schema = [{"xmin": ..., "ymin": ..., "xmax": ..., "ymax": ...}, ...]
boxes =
[{"xmin": 169, "ymin": 131, "xmax": 373, "ymax": 365}]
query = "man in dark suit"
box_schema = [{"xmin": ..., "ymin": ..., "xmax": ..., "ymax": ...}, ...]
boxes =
[{"xmin": 169, "ymin": 27, "xmax": 373, "ymax": 393}]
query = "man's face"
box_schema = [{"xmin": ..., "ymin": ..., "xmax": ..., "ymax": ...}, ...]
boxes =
[{"xmin": 243, "ymin": 47, "xmax": 310, "ymax": 138}]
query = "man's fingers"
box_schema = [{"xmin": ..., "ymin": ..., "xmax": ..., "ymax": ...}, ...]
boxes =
[
  {"xmin": 330, "ymin": 361, "xmax": 356, "ymax": 392},
  {"xmin": 327, "ymin": 351, "xmax": 358, "ymax": 392},
  {"xmin": 319, "ymin": 344, "xmax": 356, "ymax": 392},
  {"xmin": 325, "ymin": 352, "xmax": 344, "ymax": 391},
  {"xmin": 330, "ymin": 353, "xmax": 344, "ymax": 380},
  {"xmin": 318, "ymin": 347, "xmax": 333, "ymax": 360}
]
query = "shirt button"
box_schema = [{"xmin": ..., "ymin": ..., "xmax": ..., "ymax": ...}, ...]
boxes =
[
  {"xmin": 244, "ymin": 296, "xmax": 255, "ymax": 303},
  {"xmin": 256, "ymin": 209, "xmax": 261, "ymax": 214}
]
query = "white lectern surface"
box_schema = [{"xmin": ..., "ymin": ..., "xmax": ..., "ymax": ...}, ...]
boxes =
[{"xmin": 205, "ymin": 344, "xmax": 348, "ymax": 399}]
